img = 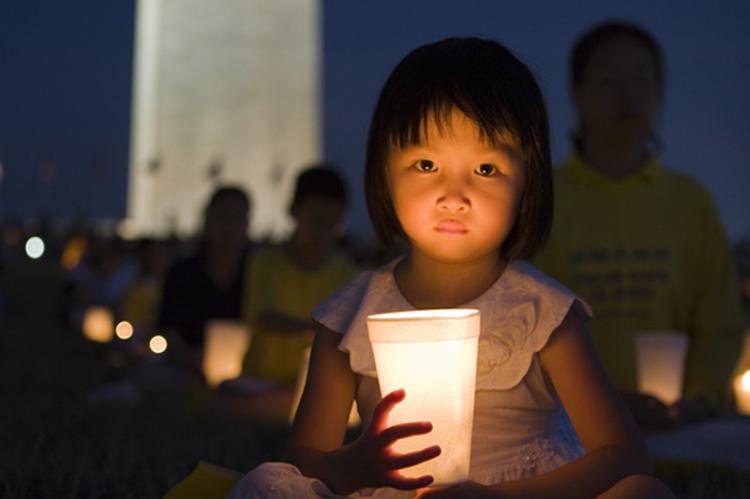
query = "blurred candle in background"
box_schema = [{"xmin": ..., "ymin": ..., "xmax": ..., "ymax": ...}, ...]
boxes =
[
  {"xmin": 82, "ymin": 306, "xmax": 114, "ymax": 343},
  {"xmin": 368, "ymin": 309, "xmax": 480, "ymax": 487},
  {"xmin": 734, "ymin": 370, "xmax": 750, "ymax": 415},
  {"xmin": 202, "ymin": 320, "xmax": 250, "ymax": 388},
  {"xmin": 635, "ymin": 331, "xmax": 689, "ymax": 405},
  {"xmin": 115, "ymin": 320, "xmax": 134, "ymax": 340},
  {"xmin": 149, "ymin": 334, "xmax": 168, "ymax": 354}
]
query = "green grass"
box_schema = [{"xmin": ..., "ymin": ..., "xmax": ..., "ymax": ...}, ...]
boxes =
[{"xmin": 0, "ymin": 260, "xmax": 285, "ymax": 498}]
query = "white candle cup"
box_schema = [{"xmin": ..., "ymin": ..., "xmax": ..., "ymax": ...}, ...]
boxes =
[
  {"xmin": 634, "ymin": 331, "xmax": 689, "ymax": 405},
  {"xmin": 202, "ymin": 320, "xmax": 250, "ymax": 388},
  {"xmin": 367, "ymin": 309, "xmax": 480, "ymax": 487}
]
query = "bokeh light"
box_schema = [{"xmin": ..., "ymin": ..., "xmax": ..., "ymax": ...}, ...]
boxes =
[
  {"xmin": 742, "ymin": 371, "xmax": 750, "ymax": 392},
  {"xmin": 25, "ymin": 236, "xmax": 45, "ymax": 259},
  {"xmin": 115, "ymin": 321, "xmax": 134, "ymax": 340},
  {"xmin": 149, "ymin": 334, "xmax": 168, "ymax": 354},
  {"xmin": 61, "ymin": 236, "xmax": 87, "ymax": 270},
  {"xmin": 82, "ymin": 306, "xmax": 114, "ymax": 343}
]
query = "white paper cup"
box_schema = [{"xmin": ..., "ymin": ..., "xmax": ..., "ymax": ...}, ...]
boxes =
[
  {"xmin": 635, "ymin": 330, "xmax": 689, "ymax": 405},
  {"xmin": 368, "ymin": 309, "xmax": 480, "ymax": 486},
  {"xmin": 202, "ymin": 320, "xmax": 250, "ymax": 388}
]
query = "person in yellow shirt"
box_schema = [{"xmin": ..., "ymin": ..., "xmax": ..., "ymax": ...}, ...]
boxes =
[
  {"xmin": 535, "ymin": 21, "xmax": 744, "ymax": 428},
  {"xmin": 242, "ymin": 165, "xmax": 357, "ymax": 388}
]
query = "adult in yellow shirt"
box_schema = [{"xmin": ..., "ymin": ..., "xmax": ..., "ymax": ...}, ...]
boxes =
[
  {"xmin": 535, "ymin": 21, "xmax": 743, "ymax": 426},
  {"xmin": 243, "ymin": 166, "xmax": 357, "ymax": 388}
]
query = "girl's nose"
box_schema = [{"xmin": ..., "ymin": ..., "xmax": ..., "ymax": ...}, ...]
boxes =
[{"xmin": 437, "ymin": 190, "xmax": 470, "ymax": 213}]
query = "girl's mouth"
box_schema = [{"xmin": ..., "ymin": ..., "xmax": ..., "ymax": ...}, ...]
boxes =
[{"xmin": 435, "ymin": 220, "xmax": 468, "ymax": 235}]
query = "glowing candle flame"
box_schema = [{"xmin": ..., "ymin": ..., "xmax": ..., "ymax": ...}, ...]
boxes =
[
  {"xmin": 149, "ymin": 335, "xmax": 168, "ymax": 354},
  {"xmin": 83, "ymin": 306, "xmax": 114, "ymax": 343},
  {"xmin": 115, "ymin": 321, "xmax": 134, "ymax": 340},
  {"xmin": 734, "ymin": 370, "xmax": 750, "ymax": 415}
]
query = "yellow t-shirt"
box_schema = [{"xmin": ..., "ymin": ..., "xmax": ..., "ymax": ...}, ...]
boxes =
[
  {"xmin": 534, "ymin": 153, "xmax": 743, "ymax": 405},
  {"xmin": 242, "ymin": 245, "xmax": 357, "ymax": 387}
]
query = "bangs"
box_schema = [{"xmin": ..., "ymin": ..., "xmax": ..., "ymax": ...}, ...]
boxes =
[{"xmin": 378, "ymin": 47, "xmax": 541, "ymax": 162}]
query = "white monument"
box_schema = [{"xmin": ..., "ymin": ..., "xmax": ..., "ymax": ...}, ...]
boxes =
[{"xmin": 127, "ymin": 0, "xmax": 321, "ymax": 239}]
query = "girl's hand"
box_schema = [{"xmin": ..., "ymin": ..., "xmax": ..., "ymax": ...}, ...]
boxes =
[
  {"xmin": 415, "ymin": 481, "xmax": 497, "ymax": 499},
  {"xmin": 338, "ymin": 388, "xmax": 441, "ymax": 493}
]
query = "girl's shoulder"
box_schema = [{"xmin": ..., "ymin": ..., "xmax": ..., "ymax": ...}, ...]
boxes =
[
  {"xmin": 472, "ymin": 260, "xmax": 592, "ymax": 390},
  {"xmin": 311, "ymin": 260, "xmax": 405, "ymax": 377}
]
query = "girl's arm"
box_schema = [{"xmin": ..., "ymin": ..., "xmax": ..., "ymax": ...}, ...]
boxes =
[
  {"xmin": 284, "ymin": 324, "xmax": 441, "ymax": 495},
  {"xmin": 421, "ymin": 307, "xmax": 657, "ymax": 499},
  {"xmin": 496, "ymin": 307, "xmax": 652, "ymax": 498}
]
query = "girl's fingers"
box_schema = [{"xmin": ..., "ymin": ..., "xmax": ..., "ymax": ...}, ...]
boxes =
[
  {"xmin": 386, "ymin": 445, "xmax": 441, "ymax": 470},
  {"xmin": 416, "ymin": 485, "xmax": 462, "ymax": 498},
  {"xmin": 379, "ymin": 421, "xmax": 433, "ymax": 443},
  {"xmin": 370, "ymin": 388, "xmax": 406, "ymax": 430},
  {"xmin": 383, "ymin": 472, "xmax": 434, "ymax": 491}
]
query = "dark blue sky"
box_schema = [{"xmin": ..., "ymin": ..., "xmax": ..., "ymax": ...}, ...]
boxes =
[
  {"xmin": 1, "ymin": 0, "xmax": 134, "ymax": 220},
  {"xmin": 2, "ymin": 1, "xmax": 749, "ymax": 241}
]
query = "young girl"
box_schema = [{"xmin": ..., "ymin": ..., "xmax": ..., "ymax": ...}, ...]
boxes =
[{"xmin": 230, "ymin": 37, "xmax": 673, "ymax": 498}]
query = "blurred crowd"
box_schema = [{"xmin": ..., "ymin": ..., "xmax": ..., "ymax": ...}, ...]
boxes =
[
  {"xmin": 2, "ymin": 179, "xmax": 749, "ymax": 428},
  {"xmin": 0, "ymin": 165, "xmax": 388, "ymax": 422},
  {"xmin": 1, "ymin": 21, "xmax": 749, "ymax": 436}
]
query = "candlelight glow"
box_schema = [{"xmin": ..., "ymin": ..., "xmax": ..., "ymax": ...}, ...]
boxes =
[
  {"xmin": 115, "ymin": 321, "xmax": 134, "ymax": 340},
  {"xmin": 202, "ymin": 320, "xmax": 250, "ymax": 388},
  {"xmin": 368, "ymin": 309, "xmax": 480, "ymax": 487},
  {"xmin": 25, "ymin": 236, "xmax": 45, "ymax": 259},
  {"xmin": 290, "ymin": 347, "xmax": 360, "ymax": 427},
  {"xmin": 736, "ymin": 370, "xmax": 750, "ymax": 415},
  {"xmin": 635, "ymin": 331, "xmax": 688, "ymax": 405},
  {"xmin": 149, "ymin": 334, "xmax": 168, "ymax": 354},
  {"xmin": 83, "ymin": 307, "xmax": 114, "ymax": 343},
  {"xmin": 62, "ymin": 237, "xmax": 87, "ymax": 270}
]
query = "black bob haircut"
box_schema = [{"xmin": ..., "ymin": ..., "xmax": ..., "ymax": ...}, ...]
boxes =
[{"xmin": 365, "ymin": 37, "xmax": 552, "ymax": 260}]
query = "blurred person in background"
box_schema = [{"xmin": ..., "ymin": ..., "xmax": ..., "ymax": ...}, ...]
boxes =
[
  {"xmin": 69, "ymin": 234, "xmax": 138, "ymax": 330},
  {"xmin": 535, "ymin": 21, "xmax": 744, "ymax": 429},
  {"xmin": 240, "ymin": 165, "xmax": 357, "ymax": 391},
  {"xmin": 157, "ymin": 186, "xmax": 252, "ymax": 383}
]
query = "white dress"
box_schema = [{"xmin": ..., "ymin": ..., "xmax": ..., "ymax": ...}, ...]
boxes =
[{"xmin": 230, "ymin": 259, "xmax": 590, "ymax": 498}]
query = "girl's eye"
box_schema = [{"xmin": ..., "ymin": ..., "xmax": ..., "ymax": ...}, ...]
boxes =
[
  {"xmin": 476, "ymin": 163, "xmax": 497, "ymax": 176},
  {"xmin": 414, "ymin": 159, "xmax": 435, "ymax": 172}
]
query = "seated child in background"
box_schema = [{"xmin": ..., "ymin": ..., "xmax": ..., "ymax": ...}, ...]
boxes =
[
  {"xmin": 230, "ymin": 38, "xmax": 674, "ymax": 498},
  {"xmin": 242, "ymin": 165, "xmax": 357, "ymax": 389}
]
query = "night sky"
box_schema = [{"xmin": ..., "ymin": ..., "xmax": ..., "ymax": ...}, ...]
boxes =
[{"xmin": 2, "ymin": 1, "xmax": 749, "ymax": 242}]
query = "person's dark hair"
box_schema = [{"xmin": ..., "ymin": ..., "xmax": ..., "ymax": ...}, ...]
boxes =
[
  {"xmin": 205, "ymin": 185, "xmax": 251, "ymax": 215},
  {"xmin": 365, "ymin": 37, "xmax": 552, "ymax": 259},
  {"xmin": 291, "ymin": 164, "xmax": 347, "ymax": 209},
  {"xmin": 570, "ymin": 21, "xmax": 664, "ymax": 153},
  {"xmin": 571, "ymin": 20, "xmax": 664, "ymax": 91}
]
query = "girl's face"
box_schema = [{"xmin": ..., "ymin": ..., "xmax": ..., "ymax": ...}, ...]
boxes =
[
  {"xmin": 386, "ymin": 109, "xmax": 526, "ymax": 265},
  {"xmin": 574, "ymin": 34, "xmax": 661, "ymax": 148}
]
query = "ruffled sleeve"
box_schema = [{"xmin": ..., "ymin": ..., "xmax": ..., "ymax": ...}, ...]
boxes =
[
  {"xmin": 311, "ymin": 263, "xmax": 406, "ymax": 378},
  {"xmin": 473, "ymin": 261, "xmax": 592, "ymax": 391}
]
